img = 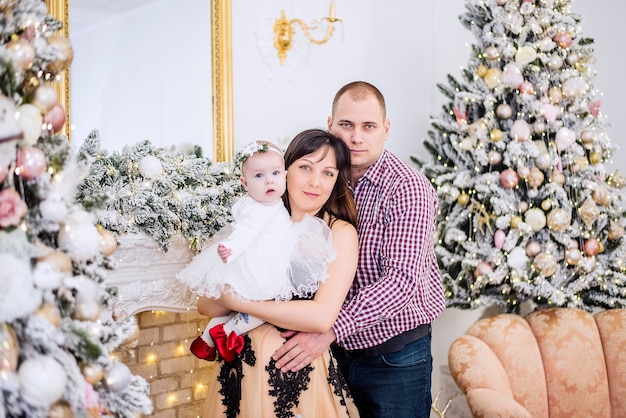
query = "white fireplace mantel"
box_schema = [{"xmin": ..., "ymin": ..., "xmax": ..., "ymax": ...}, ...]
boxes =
[{"xmin": 106, "ymin": 233, "xmax": 198, "ymax": 317}]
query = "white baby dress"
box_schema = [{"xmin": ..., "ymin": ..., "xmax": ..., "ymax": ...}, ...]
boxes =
[{"xmin": 176, "ymin": 195, "xmax": 335, "ymax": 302}]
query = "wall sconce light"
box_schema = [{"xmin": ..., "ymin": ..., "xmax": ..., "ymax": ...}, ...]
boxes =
[{"xmin": 273, "ymin": 2, "xmax": 341, "ymax": 66}]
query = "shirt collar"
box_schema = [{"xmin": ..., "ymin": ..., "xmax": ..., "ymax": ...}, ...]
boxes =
[{"xmin": 354, "ymin": 149, "xmax": 388, "ymax": 188}]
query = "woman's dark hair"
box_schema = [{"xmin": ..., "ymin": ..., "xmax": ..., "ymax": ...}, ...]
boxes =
[{"xmin": 282, "ymin": 129, "xmax": 357, "ymax": 228}]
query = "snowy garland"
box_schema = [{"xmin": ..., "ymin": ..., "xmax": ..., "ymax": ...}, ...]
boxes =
[{"xmin": 76, "ymin": 131, "xmax": 244, "ymax": 253}]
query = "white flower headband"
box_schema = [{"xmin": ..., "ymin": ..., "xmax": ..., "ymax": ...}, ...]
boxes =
[{"xmin": 232, "ymin": 141, "xmax": 283, "ymax": 175}]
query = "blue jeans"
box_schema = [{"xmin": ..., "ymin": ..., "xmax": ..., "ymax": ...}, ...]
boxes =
[{"xmin": 333, "ymin": 333, "xmax": 433, "ymax": 418}]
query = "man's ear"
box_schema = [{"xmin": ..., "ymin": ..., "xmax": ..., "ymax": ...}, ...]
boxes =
[{"xmin": 327, "ymin": 116, "xmax": 333, "ymax": 131}]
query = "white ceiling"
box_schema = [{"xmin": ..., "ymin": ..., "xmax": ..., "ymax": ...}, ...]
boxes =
[{"xmin": 69, "ymin": 0, "xmax": 154, "ymax": 32}]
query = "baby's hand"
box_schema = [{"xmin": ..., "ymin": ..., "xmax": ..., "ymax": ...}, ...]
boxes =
[{"xmin": 217, "ymin": 243, "xmax": 231, "ymax": 263}]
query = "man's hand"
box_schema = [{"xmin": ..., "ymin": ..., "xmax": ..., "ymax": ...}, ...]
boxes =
[{"xmin": 272, "ymin": 328, "xmax": 336, "ymax": 372}]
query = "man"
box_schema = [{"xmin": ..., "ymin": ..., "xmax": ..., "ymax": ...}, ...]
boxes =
[{"xmin": 273, "ymin": 81, "xmax": 446, "ymax": 417}]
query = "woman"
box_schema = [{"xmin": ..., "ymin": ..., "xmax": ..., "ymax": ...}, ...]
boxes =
[{"xmin": 198, "ymin": 129, "xmax": 359, "ymax": 417}]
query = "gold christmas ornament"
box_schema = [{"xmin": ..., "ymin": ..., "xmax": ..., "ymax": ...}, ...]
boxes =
[
  {"xmin": 608, "ymin": 220, "xmax": 625, "ymax": 241},
  {"xmin": 81, "ymin": 363, "xmax": 105, "ymax": 385},
  {"xmin": 525, "ymin": 241, "xmax": 542, "ymax": 257},
  {"xmin": 548, "ymin": 87, "xmax": 563, "ymax": 103},
  {"xmin": 580, "ymin": 130, "xmax": 595, "ymax": 144},
  {"xmin": 565, "ymin": 248, "xmax": 582, "ymax": 265},
  {"xmin": 547, "ymin": 208, "xmax": 571, "ymax": 232},
  {"xmin": 517, "ymin": 166, "xmax": 530, "ymax": 179},
  {"xmin": 592, "ymin": 187, "xmax": 611, "ymax": 206},
  {"xmin": 48, "ymin": 400, "xmax": 74, "ymax": 418},
  {"xmin": 73, "ymin": 301, "xmax": 101, "ymax": 322},
  {"xmin": 526, "ymin": 166, "xmax": 545, "ymax": 189},
  {"xmin": 46, "ymin": 35, "xmax": 74, "ymax": 73},
  {"xmin": 484, "ymin": 46, "xmax": 500, "ymax": 60},
  {"xmin": 477, "ymin": 65, "xmax": 488, "ymax": 77},
  {"xmin": 490, "ymin": 128, "xmax": 503, "ymax": 142},
  {"xmin": 608, "ymin": 171, "xmax": 626, "ymax": 189},
  {"xmin": 99, "ymin": 228, "xmax": 117, "ymax": 257},
  {"xmin": 550, "ymin": 171, "xmax": 566, "ymax": 186},
  {"xmin": 496, "ymin": 103, "xmax": 513, "ymax": 119},
  {"xmin": 510, "ymin": 215, "xmax": 523, "ymax": 228},
  {"xmin": 35, "ymin": 302, "xmax": 61, "ymax": 328},
  {"xmin": 484, "ymin": 68, "xmax": 502, "ymax": 89},
  {"xmin": 457, "ymin": 192, "xmax": 470, "ymax": 206},
  {"xmin": 589, "ymin": 151, "xmax": 602, "ymax": 165},
  {"xmin": 578, "ymin": 198, "xmax": 600, "ymax": 229},
  {"xmin": 37, "ymin": 250, "xmax": 72, "ymax": 273},
  {"xmin": 533, "ymin": 252, "xmax": 557, "ymax": 276},
  {"xmin": 541, "ymin": 199, "xmax": 552, "ymax": 211}
]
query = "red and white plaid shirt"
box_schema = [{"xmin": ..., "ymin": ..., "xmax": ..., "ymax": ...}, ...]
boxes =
[{"xmin": 333, "ymin": 150, "xmax": 446, "ymax": 350}]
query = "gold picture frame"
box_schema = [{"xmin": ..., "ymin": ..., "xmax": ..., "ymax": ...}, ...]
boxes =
[{"xmin": 45, "ymin": 0, "xmax": 234, "ymax": 162}]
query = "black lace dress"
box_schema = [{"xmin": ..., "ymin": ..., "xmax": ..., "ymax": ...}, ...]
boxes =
[{"xmin": 203, "ymin": 323, "xmax": 359, "ymax": 417}]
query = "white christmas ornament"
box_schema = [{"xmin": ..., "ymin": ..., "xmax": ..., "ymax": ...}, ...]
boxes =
[
  {"xmin": 139, "ymin": 155, "xmax": 162, "ymax": 179},
  {"xmin": 562, "ymin": 77, "xmax": 588, "ymax": 97},
  {"xmin": 33, "ymin": 261, "xmax": 65, "ymax": 290},
  {"xmin": 507, "ymin": 247, "xmax": 528, "ymax": 269},
  {"xmin": 58, "ymin": 210, "xmax": 100, "ymax": 262},
  {"xmin": 15, "ymin": 104, "xmax": 42, "ymax": 146},
  {"xmin": 501, "ymin": 64, "xmax": 524, "ymax": 88},
  {"xmin": 524, "ymin": 208, "xmax": 547, "ymax": 231},
  {"xmin": 105, "ymin": 361, "xmax": 132, "ymax": 392},
  {"xmin": 39, "ymin": 192, "xmax": 68, "ymax": 223},
  {"xmin": 510, "ymin": 120, "xmax": 531, "ymax": 141},
  {"xmin": 556, "ymin": 127, "xmax": 576, "ymax": 151},
  {"xmin": 18, "ymin": 356, "xmax": 67, "ymax": 407},
  {"xmin": 515, "ymin": 46, "xmax": 537, "ymax": 65}
]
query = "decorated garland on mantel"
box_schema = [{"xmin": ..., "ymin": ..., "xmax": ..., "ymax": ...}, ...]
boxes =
[{"xmin": 76, "ymin": 131, "xmax": 244, "ymax": 253}]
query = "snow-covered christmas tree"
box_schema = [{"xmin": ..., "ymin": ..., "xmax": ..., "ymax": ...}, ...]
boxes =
[
  {"xmin": 0, "ymin": 0, "xmax": 152, "ymax": 416},
  {"xmin": 415, "ymin": 0, "xmax": 626, "ymax": 313}
]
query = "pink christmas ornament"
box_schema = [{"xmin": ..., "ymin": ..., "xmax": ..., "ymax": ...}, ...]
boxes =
[
  {"xmin": 510, "ymin": 120, "xmax": 531, "ymax": 141},
  {"xmin": 44, "ymin": 103, "xmax": 66, "ymax": 133},
  {"xmin": 554, "ymin": 31, "xmax": 573, "ymax": 49},
  {"xmin": 519, "ymin": 81, "xmax": 534, "ymax": 95},
  {"xmin": 499, "ymin": 169, "xmax": 519, "ymax": 189},
  {"xmin": 555, "ymin": 127, "xmax": 575, "ymax": 151},
  {"xmin": 494, "ymin": 230, "xmax": 506, "ymax": 249},
  {"xmin": 16, "ymin": 146, "xmax": 46, "ymax": 179},
  {"xmin": 453, "ymin": 107, "xmax": 468, "ymax": 126},
  {"xmin": 583, "ymin": 238, "xmax": 600, "ymax": 256},
  {"xmin": 542, "ymin": 103, "xmax": 557, "ymax": 123},
  {"xmin": 589, "ymin": 100, "xmax": 601, "ymax": 117},
  {"xmin": 474, "ymin": 261, "xmax": 493, "ymax": 278}
]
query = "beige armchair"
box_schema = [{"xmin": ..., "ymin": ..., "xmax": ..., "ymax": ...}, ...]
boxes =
[{"xmin": 448, "ymin": 307, "xmax": 626, "ymax": 418}]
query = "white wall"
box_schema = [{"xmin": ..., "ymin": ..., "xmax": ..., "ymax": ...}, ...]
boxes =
[{"xmin": 70, "ymin": 0, "xmax": 626, "ymax": 411}]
